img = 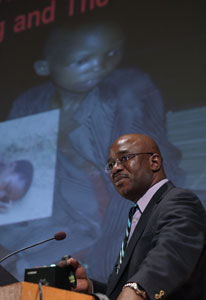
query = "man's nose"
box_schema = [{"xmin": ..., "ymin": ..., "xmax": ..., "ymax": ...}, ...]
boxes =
[{"xmin": 110, "ymin": 161, "xmax": 124, "ymax": 176}]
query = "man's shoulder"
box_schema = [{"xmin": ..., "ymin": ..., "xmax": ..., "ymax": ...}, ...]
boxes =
[
  {"xmin": 160, "ymin": 183, "xmax": 206, "ymax": 219},
  {"xmin": 164, "ymin": 184, "xmax": 200, "ymax": 199}
]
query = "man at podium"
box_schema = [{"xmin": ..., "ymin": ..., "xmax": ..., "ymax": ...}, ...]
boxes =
[{"xmin": 59, "ymin": 134, "xmax": 206, "ymax": 300}]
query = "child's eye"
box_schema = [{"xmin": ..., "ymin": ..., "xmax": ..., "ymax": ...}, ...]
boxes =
[
  {"xmin": 70, "ymin": 57, "xmax": 89, "ymax": 66},
  {"xmin": 107, "ymin": 48, "xmax": 119, "ymax": 57},
  {"xmin": 76, "ymin": 58, "xmax": 88, "ymax": 65}
]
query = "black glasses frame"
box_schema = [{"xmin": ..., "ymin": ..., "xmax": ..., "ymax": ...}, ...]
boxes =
[{"xmin": 105, "ymin": 152, "xmax": 154, "ymax": 174}]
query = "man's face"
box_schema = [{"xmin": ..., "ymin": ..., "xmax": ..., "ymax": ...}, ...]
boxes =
[
  {"xmin": 47, "ymin": 25, "xmax": 124, "ymax": 93},
  {"xmin": 108, "ymin": 136, "xmax": 154, "ymax": 202},
  {"xmin": 0, "ymin": 164, "xmax": 26, "ymax": 212}
]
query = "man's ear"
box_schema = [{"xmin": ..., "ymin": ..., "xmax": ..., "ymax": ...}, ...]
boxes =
[
  {"xmin": 150, "ymin": 153, "xmax": 162, "ymax": 172},
  {"xmin": 33, "ymin": 60, "xmax": 50, "ymax": 76}
]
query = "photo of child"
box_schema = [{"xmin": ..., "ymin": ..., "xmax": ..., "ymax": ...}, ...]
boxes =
[
  {"xmin": 1, "ymin": 19, "xmax": 186, "ymax": 282},
  {"xmin": 0, "ymin": 160, "xmax": 33, "ymax": 213}
]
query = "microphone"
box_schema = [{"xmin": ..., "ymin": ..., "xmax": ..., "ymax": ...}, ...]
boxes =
[{"xmin": 0, "ymin": 231, "xmax": 66, "ymax": 263}]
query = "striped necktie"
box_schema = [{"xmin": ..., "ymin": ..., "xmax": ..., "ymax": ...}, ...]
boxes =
[{"xmin": 116, "ymin": 204, "xmax": 140, "ymax": 274}]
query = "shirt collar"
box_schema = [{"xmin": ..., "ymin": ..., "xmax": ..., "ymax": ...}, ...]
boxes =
[{"xmin": 137, "ymin": 179, "xmax": 169, "ymax": 213}]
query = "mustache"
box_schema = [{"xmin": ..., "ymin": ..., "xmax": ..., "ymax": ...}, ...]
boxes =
[{"xmin": 112, "ymin": 173, "xmax": 129, "ymax": 181}]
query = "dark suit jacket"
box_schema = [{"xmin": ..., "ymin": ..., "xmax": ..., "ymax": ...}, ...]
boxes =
[{"xmin": 104, "ymin": 182, "xmax": 206, "ymax": 300}]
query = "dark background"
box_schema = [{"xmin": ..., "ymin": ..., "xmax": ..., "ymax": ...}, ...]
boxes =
[{"xmin": 0, "ymin": 0, "xmax": 206, "ymax": 121}]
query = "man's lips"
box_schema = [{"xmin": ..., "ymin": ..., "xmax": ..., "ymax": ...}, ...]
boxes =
[{"xmin": 113, "ymin": 174, "xmax": 129, "ymax": 185}]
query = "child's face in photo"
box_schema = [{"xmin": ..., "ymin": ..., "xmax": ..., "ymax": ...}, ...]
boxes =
[
  {"xmin": 47, "ymin": 24, "xmax": 124, "ymax": 93},
  {"xmin": 0, "ymin": 164, "xmax": 26, "ymax": 212}
]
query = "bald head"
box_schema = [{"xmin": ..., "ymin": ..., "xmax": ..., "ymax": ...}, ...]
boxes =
[
  {"xmin": 111, "ymin": 134, "xmax": 161, "ymax": 155},
  {"xmin": 108, "ymin": 134, "xmax": 166, "ymax": 202}
]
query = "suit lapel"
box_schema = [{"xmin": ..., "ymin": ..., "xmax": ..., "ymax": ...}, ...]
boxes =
[{"xmin": 107, "ymin": 181, "xmax": 174, "ymax": 294}]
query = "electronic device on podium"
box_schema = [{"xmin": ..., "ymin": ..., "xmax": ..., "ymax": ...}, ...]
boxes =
[
  {"xmin": 24, "ymin": 260, "xmax": 76, "ymax": 290},
  {"xmin": 0, "ymin": 232, "xmax": 108, "ymax": 300},
  {"xmin": 0, "ymin": 231, "xmax": 75, "ymax": 290}
]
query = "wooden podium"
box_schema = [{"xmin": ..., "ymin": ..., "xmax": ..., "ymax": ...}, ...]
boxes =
[{"xmin": 0, "ymin": 282, "xmax": 95, "ymax": 300}]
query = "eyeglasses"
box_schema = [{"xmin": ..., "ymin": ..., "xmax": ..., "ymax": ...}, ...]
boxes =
[{"xmin": 105, "ymin": 152, "xmax": 154, "ymax": 174}]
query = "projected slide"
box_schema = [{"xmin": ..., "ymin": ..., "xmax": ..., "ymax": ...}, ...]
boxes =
[{"xmin": 0, "ymin": 0, "xmax": 205, "ymax": 282}]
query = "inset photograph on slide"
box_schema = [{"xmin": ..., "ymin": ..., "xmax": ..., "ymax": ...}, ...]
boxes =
[{"xmin": 0, "ymin": 109, "xmax": 59, "ymax": 225}]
